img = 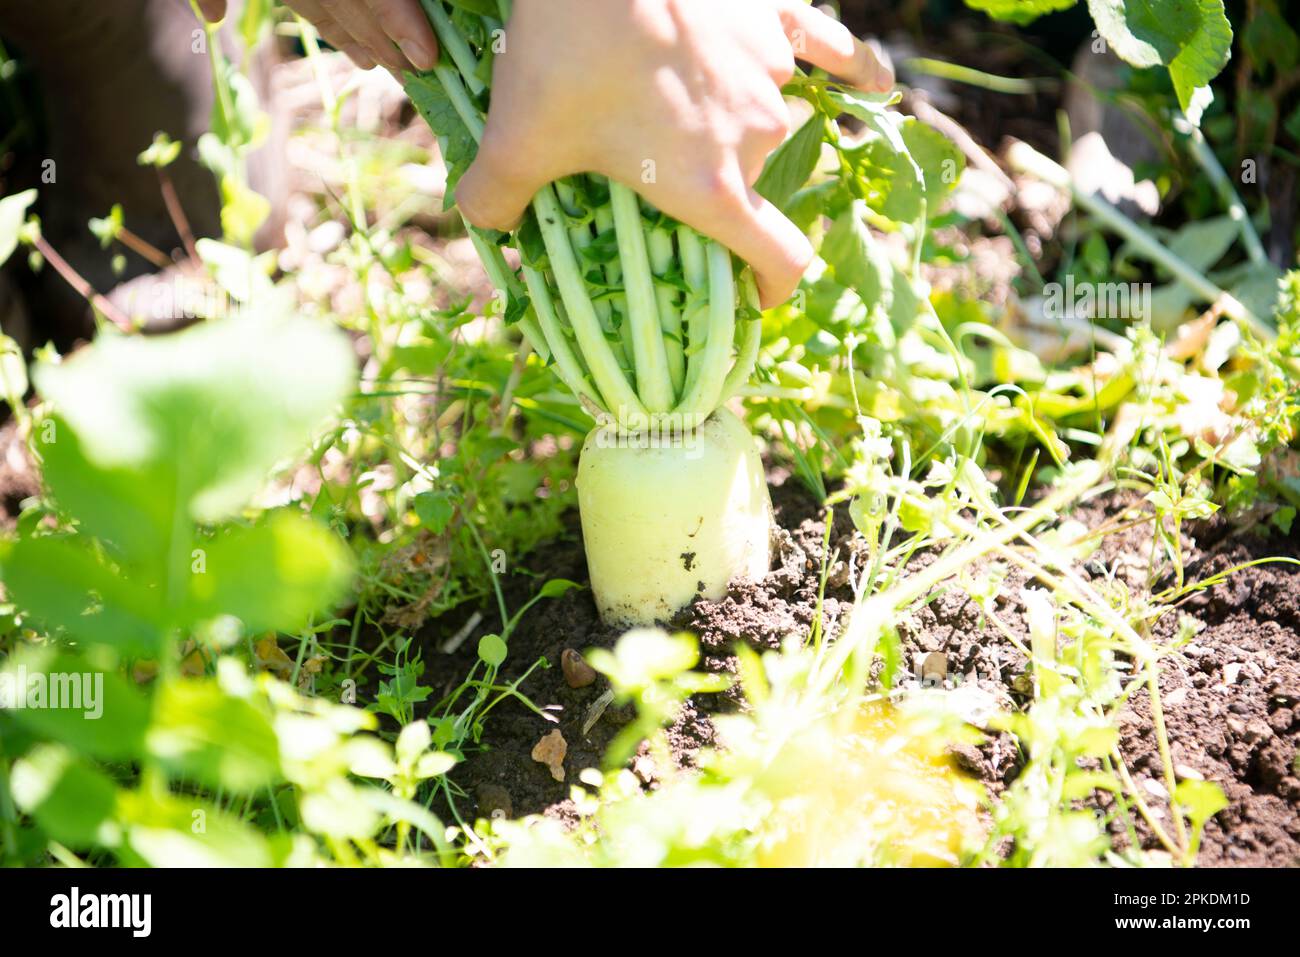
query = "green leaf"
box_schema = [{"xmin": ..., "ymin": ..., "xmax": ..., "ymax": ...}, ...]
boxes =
[
  {"xmin": 0, "ymin": 536, "xmax": 165, "ymax": 652},
  {"xmin": 88, "ymin": 204, "xmax": 124, "ymax": 249},
  {"xmin": 477, "ymin": 633, "xmax": 508, "ymax": 668},
  {"xmin": 405, "ymin": 71, "xmax": 478, "ymax": 211},
  {"xmin": 588, "ymin": 628, "xmax": 699, "ymax": 692},
  {"xmin": 538, "ymin": 578, "xmax": 581, "ymax": 599},
  {"xmin": 395, "ymin": 720, "xmax": 432, "ymax": 766},
  {"xmin": 0, "ymin": 334, "xmax": 27, "ymax": 406},
  {"xmin": 822, "ymin": 204, "xmax": 893, "ymax": 308},
  {"xmin": 187, "ymin": 511, "xmax": 354, "ymax": 634},
  {"xmin": 195, "ymin": 237, "xmax": 276, "ymax": 303},
  {"xmin": 1086, "ymin": 0, "xmax": 1232, "ymax": 113},
  {"xmin": 963, "ymin": 0, "xmax": 1077, "ymax": 24},
  {"xmin": 0, "ymin": 189, "xmax": 38, "ymax": 269},
  {"xmin": 0, "ymin": 648, "xmax": 151, "ymax": 760},
  {"xmin": 856, "ymin": 119, "xmax": 962, "ymax": 223},
  {"xmin": 828, "ymin": 92, "xmax": 924, "ymax": 215},
  {"xmin": 10, "ymin": 744, "xmax": 119, "ymax": 848},
  {"xmin": 34, "ymin": 313, "xmax": 355, "ymax": 524},
  {"xmin": 137, "ymin": 132, "xmax": 182, "ymax": 169},
  {"xmin": 1174, "ymin": 778, "xmax": 1229, "ymax": 826},
  {"xmin": 1163, "ymin": 214, "xmax": 1239, "ymax": 273},
  {"xmin": 147, "ymin": 678, "xmax": 281, "ymax": 793},
  {"xmin": 118, "ymin": 790, "xmax": 276, "ymax": 866},
  {"xmin": 415, "ymin": 751, "xmax": 457, "ymax": 779},
  {"xmin": 444, "ymin": 0, "xmax": 499, "ymax": 14},
  {"xmin": 219, "ymin": 174, "xmax": 272, "ymax": 248},
  {"xmin": 414, "ymin": 490, "xmax": 456, "ymax": 534},
  {"xmin": 755, "ymin": 116, "xmax": 825, "ymax": 210},
  {"xmin": 39, "ymin": 421, "xmax": 174, "ymax": 563},
  {"xmin": 1242, "ymin": 6, "xmax": 1299, "ymax": 74}
]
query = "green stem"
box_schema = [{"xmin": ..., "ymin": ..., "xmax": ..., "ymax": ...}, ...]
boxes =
[
  {"xmin": 521, "ymin": 263, "xmax": 601, "ymax": 407},
  {"xmin": 466, "ymin": 226, "xmax": 548, "ymax": 360},
  {"xmin": 419, "ymin": 0, "xmax": 485, "ymax": 94},
  {"xmin": 648, "ymin": 227, "xmax": 686, "ymax": 394},
  {"xmin": 720, "ymin": 272, "xmax": 762, "ymax": 403},
  {"xmin": 609, "ymin": 182, "xmax": 674, "ymax": 412},
  {"xmin": 434, "ymin": 64, "xmax": 484, "ymax": 140},
  {"xmin": 673, "ymin": 241, "xmax": 735, "ymax": 418},
  {"xmin": 554, "ymin": 180, "xmax": 618, "ymax": 331},
  {"xmin": 676, "ymin": 226, "xmax": 710, "ymax": 395},
  {"xmin": 1177, "ymin": 116, "xmax": 1267, "ymax": 267},
  {"xmin": 533, "ymin": 186, "xmax": 646, "ymax": 421},
  {"xmin": 593, "ymin": 203, "xmax": 636, "ymax": 377}
]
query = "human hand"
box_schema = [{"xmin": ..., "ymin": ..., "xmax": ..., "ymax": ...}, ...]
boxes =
[
  {"xmin": 455, "ymin": 0, "xmax": 893, "ymax": 308},
  {"xmin": 195, "ymin": 0, "xmax": 439, "ymax": 73}
]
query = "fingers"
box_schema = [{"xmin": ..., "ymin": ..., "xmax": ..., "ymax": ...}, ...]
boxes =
[
  {"xmin": 195, "ymin": 0, "xmax": 227, "ymax": 21},
  {"xmin": 455, "ymin": 129, "xmax": 554, "ymax": 232},
  {"xmin": 686, "ymin": 172, "xmax": 812, "ymax": 309},
  {"xmin": 365, "ymin": 0, "xmax": 439, "ymax": 71},
  {"xmin": 775, "ymin": 0, "xmax": 893, "ymax": 92},
  {"xmin": 288, "ymin": 0, "xmax": 376, "ymax": 69},
  {"xmin": 318, "ymin": 0, "xmax": 406, "ymax": 71}
]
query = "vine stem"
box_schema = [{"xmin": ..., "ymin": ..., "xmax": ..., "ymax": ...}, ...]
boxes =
[
  {"xmin": 30, "ymin": 235, "xmax": 133, "ymax": 332},
  {"xmin": 1174, "ymin": 115, "xmax": 1267, "ymax": 267},
  {"xmin": 155, "ymin": 167, "xmax": 201, "ymax": 264},
  {"xmin": 1006, "ymin": 141, "xmax": 1273, "ymax": 344}
]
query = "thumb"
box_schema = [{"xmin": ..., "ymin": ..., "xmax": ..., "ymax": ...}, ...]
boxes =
[{"xmin": 455, "ymin": 133, "xmax": 552, "ymax": 233}]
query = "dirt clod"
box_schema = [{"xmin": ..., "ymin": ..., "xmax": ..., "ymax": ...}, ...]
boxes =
[{"xmin": 531, "ymin": 729, "xmax": 568, "ymax": 782}]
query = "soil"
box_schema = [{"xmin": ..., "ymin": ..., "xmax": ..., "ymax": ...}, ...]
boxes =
[{"xmin": 418, "ymin": 470, "xmax": 1300, "ymax": 867}]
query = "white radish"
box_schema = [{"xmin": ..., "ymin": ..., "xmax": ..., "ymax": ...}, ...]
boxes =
[{"xmin": 577, "ymin": 408, "xmax": 772, "ymax": 626}]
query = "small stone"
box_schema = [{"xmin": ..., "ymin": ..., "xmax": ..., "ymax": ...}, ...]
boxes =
[
  {"xmin": 1142, "ymin": 777, "xmax": 1169, "ymax": 799},
  {"xmin": 631, "ymin": 754, "xmax": 657, "ymax": 785},
  {"xmin": 561, "ymin": 648, "xmax": 597, "ymax": 689},
  {"xmin": 946, "ymin": 742, "xmax": 984, "ymax": 776},
  {"xmin": 1174, "ymin": 763, "xmax": 1204, "ymax": 781},
  {"xmin": 921, "ymin": 652, "xmax": 948, "ymax": 687},
  {"xmin": 1223, "ymin": 663, "xmax": 1243, "ymax": 685},
  {"xmin": 1242, "ymin": 661, "xmax": 1264, "ymax": 681},
  {"xmin": 1243, "ymin": 719, "xmax": 1273, "ymax": 746},
  {"xmin": 476, "ymin": 784, "xmax": 513, "ymax": 820},
  {"xmin": 531, "ymin": 729, "xmax": 568, "ymax": 782},
  {"xmin": 1164, "ymin": 686, "xmax": 1189, "ymax": 707},
  {"xmin": 1226, "ymin": 717, "xmax": 1247, "ymax": 736}
]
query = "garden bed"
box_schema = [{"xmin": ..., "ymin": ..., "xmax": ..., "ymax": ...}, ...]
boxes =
[{"xmin": 422, "ymin": 471, "xmax": 1300, "ymax": 867}]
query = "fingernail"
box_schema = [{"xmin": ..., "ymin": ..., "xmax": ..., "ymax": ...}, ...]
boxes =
[
  {"xmin": 863, "ymin": 39, "xmax": 893, "ymax": 91},
  {"xmin": 398, "ymin": 38, "xmax": 436, "ymax": 72}
]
